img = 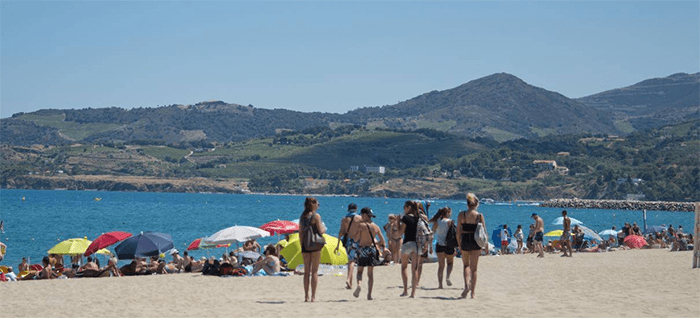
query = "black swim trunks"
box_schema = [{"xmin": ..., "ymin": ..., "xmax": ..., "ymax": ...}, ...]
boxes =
[
  {"xmin": 357, "ymin": 246, "xmax": 378, "ymax": 267},
  {"xmin": 535, "ymin": 231, "xmax": 544, "ymax": 242}
]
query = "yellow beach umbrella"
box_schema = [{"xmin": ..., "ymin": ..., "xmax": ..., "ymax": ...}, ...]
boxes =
[
  {"xmin": 279, "ymin": 234, "xmax": 347, "ymax": 270},
  {"xmin": 544, "ymin": 230, "xmax": 564, "ymax": 237},
  {"xmin": 47, "ymin": 237, "xmax": 93, "ymax": 255}
]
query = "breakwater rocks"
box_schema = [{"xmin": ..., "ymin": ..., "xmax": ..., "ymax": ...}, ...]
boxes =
[{"xmin": 541, "ymin": 198, "xmax": 696, "ymax": 212}]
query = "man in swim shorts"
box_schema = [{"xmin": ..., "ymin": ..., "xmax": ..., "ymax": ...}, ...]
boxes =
[
  {"xmin": 353, "ymin": 207, "xmax": 386, "ymax": 300},
  {"xmin": 335, "ymin": 203, "xmax": 361, "ymax": 289},
  {"xmin": 532, "ymin": 213, "xmax": 545, "ymax": 258},
  {"xmin": 560, "ymin": 210, "xmax": 573, "ymax": 257}
]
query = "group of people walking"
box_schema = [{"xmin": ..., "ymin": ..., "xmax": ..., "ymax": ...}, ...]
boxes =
[{"xmin": 297, "ymin": 193, "xmax": 487, "ymax": 302}]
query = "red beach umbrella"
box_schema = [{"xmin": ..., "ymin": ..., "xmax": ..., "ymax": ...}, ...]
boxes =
[
  {"xmin": 624, "ymin": 235, "xmax": 648, "ymax": 249},
  {"xmin": 260, "ymin": 220, "xmax": 299, "ymax": 235},
  {"xmin": 84, "ymin": 231, "xmax": 133, "ymax": 256},
  {"xmin": 187, "ymin": 238, "xmax": 204, "ymax": 251},
  {"xmin": 187, "ymin": 238, "xmax": 229, "ymax": 250}
]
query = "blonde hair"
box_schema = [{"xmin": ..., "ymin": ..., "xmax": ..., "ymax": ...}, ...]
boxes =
[{"xmin": 466, "ymin": 193, "xmax": 479, "ymax": 209}]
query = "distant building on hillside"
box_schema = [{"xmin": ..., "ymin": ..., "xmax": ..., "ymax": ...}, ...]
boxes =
[
  {"xmin": 350, "ymin": 166, "xmax": 360, "ymax": 172},
  {"xmin": 365, "ymin": 166, "xmax": 386, "ymax": 174},
  {"xmin": 556, "ymin": 152, "xmax": 570, "ymax": 156},
  {"xmin": 533, "ymin": 160, "xmax": 557, "ymax": 170}
]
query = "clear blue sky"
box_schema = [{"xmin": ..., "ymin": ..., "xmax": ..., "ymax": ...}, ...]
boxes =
[{"xmin": 1, "ymin": 1, "xmax": 698, "ymax": 118}]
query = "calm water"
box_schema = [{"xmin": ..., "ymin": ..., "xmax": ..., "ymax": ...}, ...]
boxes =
[{"xmin": 0, "ymin": 189, "xmax": 694, "ymax": 267}]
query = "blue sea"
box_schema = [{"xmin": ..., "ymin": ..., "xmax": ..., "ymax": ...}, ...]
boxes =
[{"xmin": 0, "ymin": 189, "xmax": 695, "ymax": 268}]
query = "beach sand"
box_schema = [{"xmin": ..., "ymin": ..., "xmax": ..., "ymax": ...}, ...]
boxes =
[{"xmin": 3, "ymin": 249, "xmax": 699, "ymax": 318}]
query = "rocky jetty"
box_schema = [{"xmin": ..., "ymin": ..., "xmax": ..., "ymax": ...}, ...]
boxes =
[{"xmin": 541, "ymin": 198, "xmax": 696, "ymax": 212}]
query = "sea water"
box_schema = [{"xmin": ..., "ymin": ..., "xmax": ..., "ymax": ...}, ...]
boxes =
[{"xmin": 0, "ymin": 189, "xmax": 695, "ymax": 268}]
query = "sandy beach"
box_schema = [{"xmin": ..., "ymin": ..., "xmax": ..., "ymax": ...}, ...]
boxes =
[{"xmin": 3, "ymin": 249, "xmax": 698, "ymax": 318}]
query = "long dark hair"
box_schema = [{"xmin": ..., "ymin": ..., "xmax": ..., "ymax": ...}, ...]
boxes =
[
  {"xmin": 429, "ymin": 207, "xmax": 451, "ymax": 223},
  {"xmin": 404, "ymin": 200, "xmax": 418, "ymax": 216},
  {"xmin": 302, "ymin": 197, "xmax": 318, "ymax": 218}
]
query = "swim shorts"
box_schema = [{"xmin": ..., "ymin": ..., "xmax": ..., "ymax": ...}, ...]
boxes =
[
  {"xmin": 357, "ymin": 246, "xmax": 378, "ymax": 267},
  {"xmin": 346, "ymin": 238, "xmax": 359, "ymax": 261},
  {"xmin": 535, "ymin": 232, "xmax": 544, "ymax": 242}
]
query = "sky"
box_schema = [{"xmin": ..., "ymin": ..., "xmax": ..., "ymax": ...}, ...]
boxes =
[{"xmin": 1, "ymin": 1, "xmax": 698, "ymax": 118}]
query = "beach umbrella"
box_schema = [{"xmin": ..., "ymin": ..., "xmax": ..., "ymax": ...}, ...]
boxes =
[
  {"xmin": 623, "ymin": 235, "xmax": 648, "ymax": 249},
  {"xmin": 544, "ymin": 230, "xmax": 564, "ymax": 237},
  {"xmin": 84, "ymin": 231, "xmax": 132, "ymax": 256},
  {"xmin": 491, "ymin": 225, "xmax": 511, "ymax": 248},
  {"xmin": 551, "ymin": 217, "xmax": 583, "ymax": 226},
  {"xmin": 642, "ymin": 225, "xmax": 666, "ymax": 235},
  {"xmin": 114, "ymin": 231, "xmax": 174, "ymax": 259},
  {"xmin": 48, "ymin": 237, "xmax": 93, "ymax": 255},
  {"xmin": 260, "ymin": 220, "xmax": 299, "ymax": 235},
  {"xmin": 279, "ymin": 233, "xmax": 347, "ymax": 270},
  {"xmin": 186, "ymin": 238, "xmax": 230, "ymax": 251},
  {"xmin": 598, "ymin": 229, "xmax": 619, "ymax": 238},
  {"xmin": 204, "ymin": 225, "xmax": 270, "ymax": 245},
  {"xmin": 578, "ymin": 226, "xmax": 603, "ymax": 242}
]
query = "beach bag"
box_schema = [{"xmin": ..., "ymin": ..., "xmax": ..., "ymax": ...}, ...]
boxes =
[
  {"xmin": 474, "ymin": 214, "xmax": 488, "ymax": 248},
  {"xmin": 416, "ymin": 217, "xmax": 433, "ymax": 252},
  {"xmin": 445, "ymin": 221, "xmax": 459, "ymax": 252},
  {"xmin": 302, "ymin": 221, "xmax": 326, "ymax": 253},
  {"xmin": 340, "ymin": 216, "xmax": 355, "ymax": 248}
]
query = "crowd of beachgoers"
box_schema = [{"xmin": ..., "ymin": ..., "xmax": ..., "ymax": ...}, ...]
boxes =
[{"xmin": 0, "ymin": 194, "xmax": 694, "ymax": 302}]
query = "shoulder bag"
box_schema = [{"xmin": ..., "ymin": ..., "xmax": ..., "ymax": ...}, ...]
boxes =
[
  {"xmin": 302, "ymin": 215, "xmax": 326, "ymax": 252},
  {"xmin": 474, "ymin": 213, "xmax": 488, "ymax": 249}
]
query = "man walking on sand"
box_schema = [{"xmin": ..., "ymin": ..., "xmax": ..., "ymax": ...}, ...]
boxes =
[
  {"xmin": 353, "ymin": 207, "xmax": 386, "ymax": 300},
  {"xmin": 335, "ymin": 203, "xmax": 361, "ymax": 289},
  {"xmin": 561, "ymin": 210, "xmax": 573, "ymax": 257},
  {"xmin": 532, "ymin": 213, "xmax": 545, "ymax": 258}
]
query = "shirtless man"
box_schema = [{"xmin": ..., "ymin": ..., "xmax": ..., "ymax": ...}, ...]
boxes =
[
  {"xmin": 561, "ymin": 210, "xmax": 573, "ymax": 257},
  {"xmin": 531, "ymin": 213, "xmax": 545, "ymax": 258},
  {"xmin": 352, "ymin": 207, "xmax": 386, "ymax": 300},
  {"xmin": 334, "ymin": 203, "xmax": 361, "ymax": 289}
]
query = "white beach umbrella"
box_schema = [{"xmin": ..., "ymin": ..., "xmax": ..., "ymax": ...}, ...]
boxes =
[{"xmin": 204, "ymin": 225, "xmax": 270, "ymax": 245}]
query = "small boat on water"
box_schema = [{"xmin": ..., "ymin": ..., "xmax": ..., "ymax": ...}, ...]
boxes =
[{"xmin": 94, "ymin": 198, "xmax": 102, "ymax": 201}]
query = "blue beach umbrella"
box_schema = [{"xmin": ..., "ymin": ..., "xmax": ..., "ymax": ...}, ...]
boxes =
[
  {"xmin": 552, "ymin": 217, "xmax": 583, "ymax": 226},
  {"xmin": 491, "ymin": 225, "xmax": 512, "ymax": 248},
  {"xmin": 598, "ymin": 229, "xmax": 619, "ymax": 238},
  {"xmin": 642, "ymin": 225, "xmax": 666, "ymax": 236},
  {"xmin": 114, "ymin": 231, "xmax": 174, "ymax": 260}
]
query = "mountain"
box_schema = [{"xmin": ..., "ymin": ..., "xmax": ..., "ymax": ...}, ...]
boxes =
[
  {"xmin": 577, "ymin": 72, "xmax": 700, "ymax": 132},
  {"xmin": 345, "ymin": 73, "xmax": 619, "ymax": 140},
  {"xmin": 5, "ymin": 72, "xmax": 695, "ymax": 146}
]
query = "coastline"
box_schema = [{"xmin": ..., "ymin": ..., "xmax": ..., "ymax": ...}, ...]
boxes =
[{"xmin": 3, "ymin": 249, "xmax": 698, "ymax": 318}]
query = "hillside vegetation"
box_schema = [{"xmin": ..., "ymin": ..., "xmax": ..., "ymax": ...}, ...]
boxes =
[{"xmin": 2, "ymin": 121, "xmax": 697, "ymax": 201}]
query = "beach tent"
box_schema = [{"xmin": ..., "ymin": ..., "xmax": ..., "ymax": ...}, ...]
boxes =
[
  {"xmin": 491, "ymin": 225, "xmax": 512, "ymax": 248},
  {"xmin": 280, "ymin": 233, "xmax": 347, "ymax": 270}
]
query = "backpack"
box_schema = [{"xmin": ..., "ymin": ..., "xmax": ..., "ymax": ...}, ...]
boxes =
[
  {"xmin": 445, "ymin": 221, "xmax": 458, "ymax": 252},
  {"xmin": 416, "ymin": 217, "xmax": 433, "ymax": 253}
]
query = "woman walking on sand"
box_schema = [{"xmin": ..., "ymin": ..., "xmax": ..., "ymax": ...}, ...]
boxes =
[
  {"xmin": 457, "ymin": 193, "xmax": 486, "ymax": 299},
  {"xmin": 299, "ymin": 197, "xmax": 325, "ymax": 302},
  {"xmin": 430, "ymin": 207, "xmax": 455, "ymax": 289},
  {"xmin": 398, "ymin": 200, "xmax": 421, "ymax": 298}
]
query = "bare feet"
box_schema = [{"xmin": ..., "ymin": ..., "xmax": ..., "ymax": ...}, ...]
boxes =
[
  {"xmin": 367, "ymin": 295, "xmax": 373, "ymax": 300},
  {"xmin": 345, "ymin": 282, "xmax": 352, "ymax": 290},
  {"xmin": 446, "ymin": 279, "xmax": 452, "ymax": 286},
  {"xmin": 399, "ymin": 291, "xmax": 408, "ymax": 297},
  {"xmin": 460, "ymin": 289, "xmax": 469, "ymax": 299},
  {"xmin": 353, "ymin": 286, "xmax": 361, "ymax": 298}
]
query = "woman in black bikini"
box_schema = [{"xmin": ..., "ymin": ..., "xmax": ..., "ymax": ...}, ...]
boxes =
[
  {"xmin": 299, "ymin": 197, "xmax": 325, "ymax": 302},
  {"xmin": 456, "ymin": 193, "xmax": 486, "ymax": 299}
]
